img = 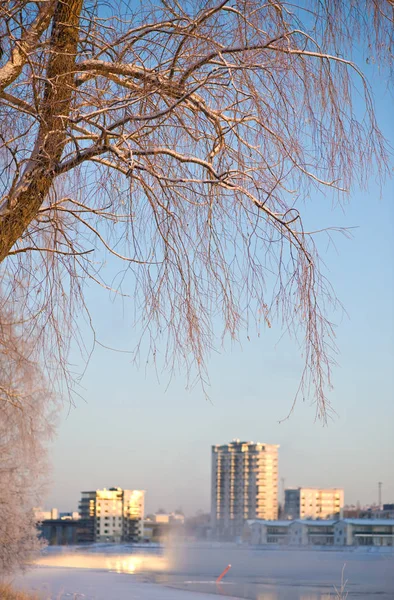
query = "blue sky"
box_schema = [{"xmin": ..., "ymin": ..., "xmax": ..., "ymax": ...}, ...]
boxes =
[{"xmin": 44, "ymin": 46, "xmax": 393, "ymax": 517}]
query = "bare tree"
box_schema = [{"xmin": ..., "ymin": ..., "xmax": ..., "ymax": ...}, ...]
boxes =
[
  {"xmin": 0, "ymin": 0, "xmax": 393, "ymax": 417},
  {"xmin": 0, "ymin": 307, "xmax": 55, "ymax": 575}
]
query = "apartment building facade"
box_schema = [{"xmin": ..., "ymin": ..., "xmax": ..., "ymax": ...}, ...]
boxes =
[
  {"xmin": 334, "ymin": 519, "xmax": 394, "ymax": 547},
  {"xmin": 284, "ymin": 487, "xmax": 344, "ymax": 520},
  {"xmin": 247, "ymin": 520, "xmax": 291, "ymax": 545},
  {"xmin": 246, "ymin": 518, "xmax": 394, "ymax": 548},
  {"xmin": 79, "ymin": 487, "xmax": 145, "ymax": 543},
  {"xmin": 211, "ymin": 439, "xmax": 279, "ymax": 539}
]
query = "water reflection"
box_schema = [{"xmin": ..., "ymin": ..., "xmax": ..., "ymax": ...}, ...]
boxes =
[
  {"xmin": 151, "ymin": 574, "xmax": 337, "ymax": 600},
  {"xmin": 36, "ymin": 549, "xmax": 168, "ymax": 573}
]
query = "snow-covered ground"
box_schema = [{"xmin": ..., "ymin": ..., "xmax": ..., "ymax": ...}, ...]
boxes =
[
  {"xmin": 14, "ymin": 566, "xmax": 236, "ymax": 600},
  {"xmin": 13, "ymin": 543, "xmax": 394, "ymax": 599}
]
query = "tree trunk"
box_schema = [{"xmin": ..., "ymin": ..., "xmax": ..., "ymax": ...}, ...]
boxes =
[{"xmin": 0, "ymin": 0, "xmax": 83, "ymax": 263}]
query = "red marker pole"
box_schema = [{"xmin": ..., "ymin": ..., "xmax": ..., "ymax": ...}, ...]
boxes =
[{"xmin": 216, "ymin": 564, "xmax": 232, "ymax": 584}]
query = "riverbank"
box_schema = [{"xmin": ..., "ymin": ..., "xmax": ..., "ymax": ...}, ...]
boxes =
[{"xmin": 0, "ymin": 585, "xmax": 38, "ymax": 600}]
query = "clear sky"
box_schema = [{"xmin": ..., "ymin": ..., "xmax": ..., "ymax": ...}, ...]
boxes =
[{"xmin": 44, "ymin": 47, "xmax": 393, "ymax": 517}]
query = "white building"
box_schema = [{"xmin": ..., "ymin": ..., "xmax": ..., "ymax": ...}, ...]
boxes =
[
  {"xmin": 151, "ymin": 512, "xmax": 185, "ymax": 525},
  {"xmin": 245, "ymin": 519, "xmax": 336, "ymax": 546},
  {"xmin": 334, "ymin": 519, "xmax": 394, "ymax": 547},
  {"xmin": 79, "ymin": 487, "xmax": 145, "ymax": 543},
  {"xmin": 289, "ymin": 519, "xmax": 336, "ymax": 546},
  {"xmin": 211, "ymin": 439, "xmax": 279, "ymax": 539},
  {"xmin": 245, "ymin": 520, "xmax": 291, "ymax": 545},
  {"xmin": 34, "ymin": 507, "xmax": 59, "ymax": 521},
  {"xmin": 285, "ymin": 488, "xmax": 344, "ymax": 520},
  {"xmin": 247, "ymin": 518, "xmax": 394, "ymax": 548},
  {"xmin": 59, "ymin": 511, "xmax": 80, "ymax": 520}
]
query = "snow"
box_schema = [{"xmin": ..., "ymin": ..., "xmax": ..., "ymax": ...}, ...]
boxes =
[
  {"xmin": 13, "ymin": 545, "xmax": 238, "ymax": 600},
  {"xmin": 15, "ymin": 566, "xmax": 236, "ymax": 600}
]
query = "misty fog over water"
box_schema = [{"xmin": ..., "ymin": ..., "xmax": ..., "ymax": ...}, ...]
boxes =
[
  {"xmin": 157, "ymin": 544, "xmax": 394, "ymax": 599},
  {"xmin": 15, "ymin": 543, "xmax": 394, "ymax": 599}
]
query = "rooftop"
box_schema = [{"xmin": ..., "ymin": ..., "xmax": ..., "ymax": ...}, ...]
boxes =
[
  {"xmin": 247, "ymin": 518, "xmax": 394, "ymax": 528},
  {"xmin": 294, "ymin": 520, "xmax": 337, "ymax": 526},
  {"xmin": 246, "ymin": 520, "xmax": 292, "ymax": 527},
  {"xmin": 213, "ymin": 440, "xmax": 280, "ymax": 449},
  {"xmin": 286, "ymin": 487, "xmax": 343, "ymax": 492},
  {"xmin": 340, "ymin": 519, "xmax": 394, "ymax": 526}
]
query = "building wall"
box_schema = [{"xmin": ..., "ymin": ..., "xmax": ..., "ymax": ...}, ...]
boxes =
[
  {"xmin": 60, "ymin": 511, "xmax": 80, "ymax": 520},
  {"xmin": 248, "ymin": 522, "xmax": 264, "ymax": 545},
  {"xmin": 211, "ymin": 440, "xmax": 279, "ymax": 539},
  {"xmin": 287, "ymin": 520, "xmax": 336, "ymax": 546},
  {"xmin": 34, "ymin": 507, "xmax": 59, "ymax": 521},
  {"xmin": 40, "ymin": 519, "xmax": 90, "ymax": 545},
  {"xmin": 334, "ymin": 521, "xmax": 354, "ymax": 546},
  {"xmin": 359, "ymin": 506, "xmax": 394, "ymax": 520},
  {"xmin": 123, "ymin": 489, "xmax": 145, "ymax": 542},
  {"xmin": 244, "ymin": 520, "xmax": 291, "ymax": 545},
  {"xmin": 96, "ymin": 488, "xmax": 124, "ymax": 542},
  {"xmin": 334, "ymin": 520, "xmax": 394, "ymax": 547},
  {"xmin": 285, "ymin": 488, "xmax": 344, "ymax": 520},
  {"xmin": 79, "ymin": 487, "xmax": 144, "ymax": 543},
  {"xmin": 248, "ymin": 519, "xmax": 394, "ymax": 548},
  {"xmin": 79, "ymin": 491, "xmax": 96, "ymax": 542},
  {"xmin": 284, "ymin": 489, "xmax": 300, "ymax": 520},
  {"xmin": 266, "ymin": 523, "xmax": 291, "ymax": 545},
  {"xmin": 289, "ymin": 521, "xmax": 308, "ymax": 546}
]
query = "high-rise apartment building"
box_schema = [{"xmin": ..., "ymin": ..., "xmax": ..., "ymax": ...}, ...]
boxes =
[
  {"xmin": 79, "ymin": 487, "xmax": 145, "ymax": 543},
  {"xmin": 211, "ymin": 439, "xmax": 279, "ymax": 538},
  {"xmin": 284, "ymin": 488, "xmax": 344, "ymax": 520}
]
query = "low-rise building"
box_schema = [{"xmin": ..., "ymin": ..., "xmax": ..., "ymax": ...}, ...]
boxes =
[
  {"xmin": 34, "ymin": 507, "xmax": 59, "ymax": 521},
  {"xmin": 334, "ymin": 519, "xmax": 394, "ymax": 547},
  {"xmin": 289, "ymin": 520, "xmax": 336, "ymax": 546},
  {"xmin": 358, "ymin": 505, "xmax": 394, "ymax": 520},
  {"xmin": 149, "ymin": 512, "xmax": 185, "ymax": 525},
  {"xmin": 247, "ymin": 518, "xmax": 394, "ymax": 548},
  {"xmin": 59, "ymin": 511, "xmax": 80, "ymax": 520},
  {"xmin": 143, "ymin": 511, "xmax": 185, "ymax": 543},
  {"xmin": 380, "ymin": 505, "xmax": 394, "ymax": 519},
  {"xmin": 244, "ymin": 520, "xmax": 291, "ymax": 545},
  {"xmin": 39, "ymin": 518, "xmax": 90, "ymax": 545}
]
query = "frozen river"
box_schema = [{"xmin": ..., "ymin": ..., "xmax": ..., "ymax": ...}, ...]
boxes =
[
  {"xmin": 160, "ymin": 544, "xmax": 394, "ymax": 598},
  {"xmin": 14, "ymin": 543, "xmax": 394, "ymax": 599}
]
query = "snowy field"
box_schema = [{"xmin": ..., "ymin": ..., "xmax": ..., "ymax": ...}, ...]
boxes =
[{"xmin": 13, "ymin": 543, "xmax": 394, "ymax": 599}]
